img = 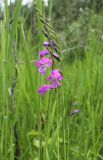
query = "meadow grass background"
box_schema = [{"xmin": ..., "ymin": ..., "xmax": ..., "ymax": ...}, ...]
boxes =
[{"xmin": 0, "ymin": 0, "xmax": 103, "ymax": 159}]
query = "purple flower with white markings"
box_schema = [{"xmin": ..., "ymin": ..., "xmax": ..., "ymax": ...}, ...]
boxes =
[
  {"xmin": 47, "ymin": 69, "xmax": 63, "ymax": 88},
  {"xmin": 38, "ymin": 84, "xmax": 52, "ymax": 96},
  {"xmin": 36, "ymin": 57, "xmax": 53, "ymax": 75},
  {"xmin": 39, "ymin": 50, "xmax": 50, "ymax": 58}
]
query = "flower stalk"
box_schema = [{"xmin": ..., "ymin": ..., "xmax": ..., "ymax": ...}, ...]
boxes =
[{"xmin": 35, "ymin": 9, "xmax": 63, "ymax": 96}]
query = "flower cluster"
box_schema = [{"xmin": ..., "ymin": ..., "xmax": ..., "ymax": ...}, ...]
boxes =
[{"xmin": 36, "ymin": 42, "xmax": 63, "ymax": 96}]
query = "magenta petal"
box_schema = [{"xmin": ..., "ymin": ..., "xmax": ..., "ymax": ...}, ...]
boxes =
[
  {"xmin": 39, "ymin": 50, "xmax": 50, "ymax": 58},
  {"xmin": 46, "ymin": 76, "xmax": 52, "ymax": 81},
  {"xmin": 36, "ymin": 58, "xmax": 52, "ymax": 66},
  {"xmin": 38, "ymin": 85, "xmax": 52, "ymax": 96},
  {"xmin": 36, "ymin": 58, "xmax": 53, "ymax": 75},
  {"xmin": 52, "ymin": 70, "xmax": 63, "ymax": 80},
  {"xmin": 35, "ymin": 61, "xmax": 42, "ymax": 67},
  {"xmin": 47, "ymin": 69, "xmax": 63, "ymax": 81},
  {"xmin": 38, "ymin": 66, "xmax": 46, "ymax": 75},
  {"xmin": 52, "ymin": 80, "xmax": 61, "ymax": 88},
  {"xmin": 58, "ymin": 75, "xmax": 64, "ymax": 81},
  {"xmin": 47, "ymin": 59, "xmax": 53, "ymax": 67}
]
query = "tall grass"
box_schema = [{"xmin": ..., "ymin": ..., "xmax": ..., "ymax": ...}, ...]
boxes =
[{"xmin": 0, "ymin": 1, "xmax": 103, "ymax": 160}]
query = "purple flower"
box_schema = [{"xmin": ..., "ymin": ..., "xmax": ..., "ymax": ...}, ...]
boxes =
[
  {"xmin": 47, "ymin": 69, "xmax": 63, "ymax": 88},
  {"xmin": 70, "ymin": 109, "xmax": 79, "ymax": 116},
  {"xmin": 39, "ymin": 50, "xmax": 50, "ymax": 58},
  {"xmin": 52, "ymin": 80, "xmax": 61, "ymax": 88},
  {"xmin": 43, "ymin": 42, "xmax": 51, "ymax": 47},
  {"xmin": 38, "ymin": 85, "xmax": 52, "ymax": 96},
  {"xmin": 36, "ymin": 58, "xmax": 53, "ymax": 75},
  {"xmin": 47, "ymin": 69, "xmax": 63, "ymax": 81}
]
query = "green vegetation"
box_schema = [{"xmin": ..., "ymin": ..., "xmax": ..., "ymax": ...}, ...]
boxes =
[{"xmin": 0, "ymin": 0, "xmax": 103, "ymax": 159}]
